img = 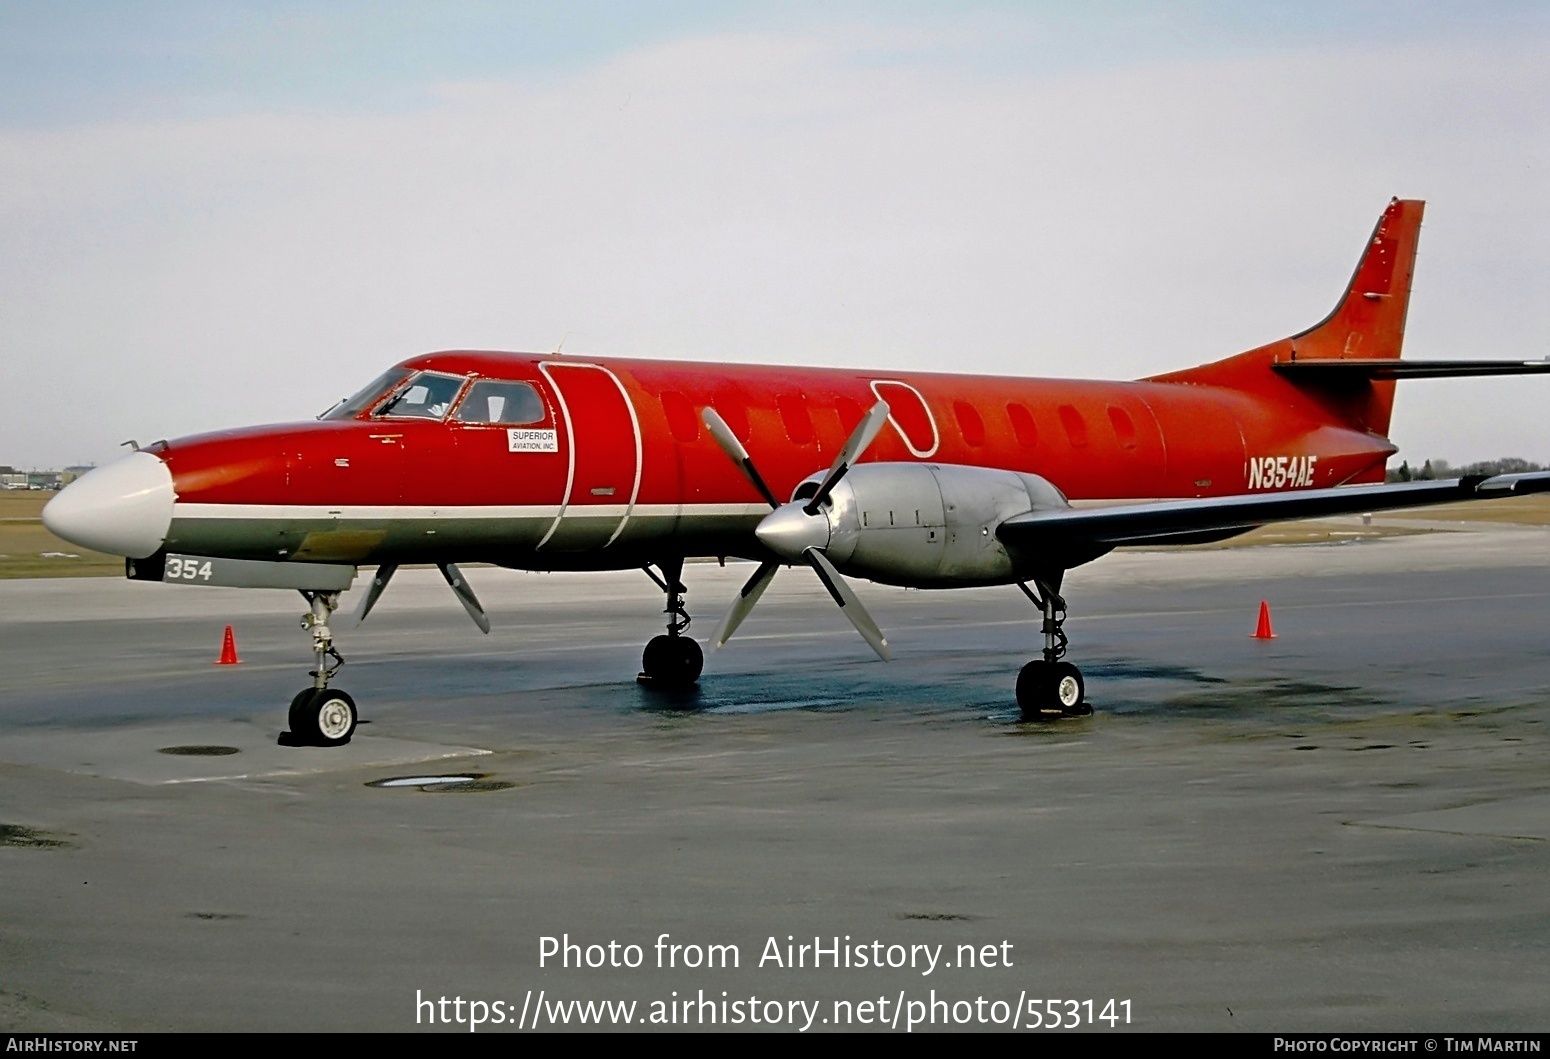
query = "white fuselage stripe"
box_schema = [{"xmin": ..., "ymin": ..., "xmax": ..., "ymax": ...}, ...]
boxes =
[{"xmin": 170, "ymin": 502, "xmax": 768, "ymax": 521}]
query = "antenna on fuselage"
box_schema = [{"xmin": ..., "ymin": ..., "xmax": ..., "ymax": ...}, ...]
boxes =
[{"xmin": 553, "ymin": 331, "xmax": 574, "ymax": 355}]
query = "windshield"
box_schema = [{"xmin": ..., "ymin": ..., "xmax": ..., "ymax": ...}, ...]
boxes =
[
  {"xmin": 319, "ymin": 370, "xmax": 409, "ymax": 420},
  {"xmin": 375, "ymin": 371, "xmax": 468, "ymax": 420},
  {"xmin": 452, "ymin": 380, "xmax": 546, "ymax": 424}
]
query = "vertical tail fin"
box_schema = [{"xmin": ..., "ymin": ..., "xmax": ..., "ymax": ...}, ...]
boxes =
[
  {"xmin": 1289, "ymin": 196, "xmax": 1424, "ymax": 370},
  {"xmin": 1149, "ymin": 197, "xmax": 1425, "ymax": 439}
]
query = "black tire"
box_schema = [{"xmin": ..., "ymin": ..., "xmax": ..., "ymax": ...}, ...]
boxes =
[
  {"xmin": 289, "ymin": 687, "xmax": 357, "ymax": 746},
  {"xmin": 672, "ymin": 636, "xmax": 704, "ymax": 684},
  {"xmin": 642, "ymin": 634, "xmax": 703, "ymax": 688},
  {"xmin": 288, "ymin": 688, "xmax": 320, "ymax": 741},
  {"xmin": 1016, "ymin": 660, "xmax": 1057, "ymax": 721}
]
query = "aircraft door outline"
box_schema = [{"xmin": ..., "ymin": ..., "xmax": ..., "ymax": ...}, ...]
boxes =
[
  {"xmin": 869, "ymin": 379, "xmax": 940, "ymax": 458},
  {"xmin": 536, "ymin": 361, "xmax": 644, "ymax": 550}
]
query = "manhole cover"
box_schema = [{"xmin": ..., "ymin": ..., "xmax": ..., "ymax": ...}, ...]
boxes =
[
  {"xmin": 366, "ymin": 775, "xmax": 517, "ymax": 793},
  {"xmin": 368, "ymin": 774, "xmax": 484, "ymax": 789},
  {"xmin": 159, "ymin": 746, "xmax": 241, "ymax": 756},
  {"xmin": 422, "ymin": 780, "xmax": 519, "ymax": 793}
]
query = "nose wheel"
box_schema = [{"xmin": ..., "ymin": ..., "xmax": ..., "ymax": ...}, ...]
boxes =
[
  {"xmin": 642, "ymin": 633, "xmax": 704, "ymax": 688},
  {"xmin": 1015, "ymin": 579, "xmax": 1091, "ymax": 721},
  {"xmin": 279, "ymin": 590, "xmax": 359, "ymax": 747},
  {"xmin": 638, "ymin": 559, "xmax": 703, "ymax": 689},
  {"xmin": 1016, "ymin": 659, "xmax": 1090, "ymax": 719},
  {"xmin": 287, "ymin": 687, "xmax": 358, "ymax": 746}
]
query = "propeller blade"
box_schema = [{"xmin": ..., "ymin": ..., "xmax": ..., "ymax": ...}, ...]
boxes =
[
  {"xmin": 710, "ymin": 561, "xmax": 780, "ymax": 650},
  {"xmin": 355, "ymin": 563, "xmax": 398, "ymax": 623},
  {"xmin": 438, "ymin": 563, "xmax": 491, "ymax": 634},
  {"xmin": 701, "ymin": 407, "xmax": 780, "ymax": 509},
  {"xmin": 804, "ymin": 547, "xmax": 891, "ymax": 661},
  {"xmin": 805, "ymin": 400, "xmax": 890, "ymax": 515}
]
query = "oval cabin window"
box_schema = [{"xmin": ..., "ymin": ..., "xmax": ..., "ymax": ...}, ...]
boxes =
[
  {"xmin": 660, "ymin": 391, "xmax": 700, "ymax": 443},
  {"xmin": 713, "ymin": 389, "xmax": 751, "ymax": 442},
  {"xmin": 1107, "ymin": 406, "xmax": 1137, "ymax": 450},
  {"xmin": 1007, "ymin": 403, "xmax": 1038, "ymax": 448},
  {"xmin": 1058, "ymin": 405, "xmax": 1089, "ymax": 448},
  {"xmin": 833, "ymin": 396, "xmax": 864, "ymax": 434},
  {"xmin": 953, "ymin": 401, "xmax": 985, "ymax": 447},
  {"xmin": 777, "ymin": 394, "xmax": 815, "ymax": 445}
]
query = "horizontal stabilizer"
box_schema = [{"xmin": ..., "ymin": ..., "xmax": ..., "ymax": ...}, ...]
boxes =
[
  {"xmin": 1273, "ymin": 359, "xmax": 1550, "ymax": 381},
  {"xmin": 998, "ymin": 473, "xmax": 1550, "ymax": 551}
]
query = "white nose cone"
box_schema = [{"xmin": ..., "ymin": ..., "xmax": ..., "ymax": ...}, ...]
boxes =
[
  {"xmin": 754, "ymin": 502, "xmax": 830, "ymax": 561},
  {"xmin": 43, "ymin": 452, "xmax": 174, "ymax": 558}
]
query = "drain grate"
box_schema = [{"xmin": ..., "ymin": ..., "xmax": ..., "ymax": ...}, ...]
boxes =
[{"xmin": 159, "ymin": 746, "xmax": 241, "ymax": 756}]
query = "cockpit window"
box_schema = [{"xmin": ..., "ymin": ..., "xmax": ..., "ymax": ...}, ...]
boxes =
[
  {"xmin": 375, "ymin": 371, "xmax": 468, "ymax": 420},
  {"xmin": 452, "ymin": 380, "xmax": 546, "ymax": 425},
  {"xmin": 320, "ymin": 370, "xmax": 409, "ymax": 420}
]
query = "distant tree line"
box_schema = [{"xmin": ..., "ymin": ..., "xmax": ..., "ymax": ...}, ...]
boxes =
[{"xmin": 1387, "ymin": 457, "xmax": 1545, "ymax": 482}]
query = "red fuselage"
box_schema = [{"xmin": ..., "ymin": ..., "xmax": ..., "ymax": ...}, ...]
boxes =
[{"xmin": 148, "ymin": 351, "xmax": 1393, "ymax": 572}]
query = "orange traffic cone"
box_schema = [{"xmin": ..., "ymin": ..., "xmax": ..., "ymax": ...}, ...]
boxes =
[
  {"xmin": 215, "ymin": 625, "xmax": 242, "ymax": 665},
  {"xmin": 1251, "ymin": 601, "xmax": 1276, "ymax": 640}
]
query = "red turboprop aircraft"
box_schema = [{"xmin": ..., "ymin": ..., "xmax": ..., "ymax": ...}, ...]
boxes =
[{"xmin": 43, "ymin": 198, "xmax": 1550, "ymax": 746}]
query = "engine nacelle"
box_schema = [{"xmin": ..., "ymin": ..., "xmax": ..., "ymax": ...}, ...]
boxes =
[{"xmin": 798, "ymin": 463, "xmax": 1070, "ymax": 587}]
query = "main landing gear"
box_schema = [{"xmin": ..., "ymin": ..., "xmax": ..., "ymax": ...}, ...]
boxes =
[
  {"xmin": 638, "ymin": 558, "xmax": 703, "ymax": 690},
  {"xmin": 280, "ymin": 589, "xmax": 359, "ymax": 747},
  {"xmin": 1015, "ymin": 579, "xmax": 1091, "ymax": 722}
]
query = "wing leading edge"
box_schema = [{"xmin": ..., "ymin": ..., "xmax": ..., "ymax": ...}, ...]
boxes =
[{"xmin": 997, "ymin": 472, "xmax": 1550, "ymax": 551}]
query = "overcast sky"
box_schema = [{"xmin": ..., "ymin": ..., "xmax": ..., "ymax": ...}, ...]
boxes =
[{"xmin": 3, "ymin": 1, "xmax": 1546, "ymax": 470}]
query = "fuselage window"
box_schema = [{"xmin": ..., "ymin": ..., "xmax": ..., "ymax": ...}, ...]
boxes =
[
  {"xmin": 953, "ymin": 400, "xmax": 985, "ymax": 447},
  {"xmin": 321, "ymin": 370, "xmax": 409, "ymax": 420},
  {"xmin": 453, "ymin": 380, "xmax": 546, "ymax": 425},
  {"xmin": 659, "ymin": 391, "xmax": 701, "ymax": 443},
  {"xmin": 833, "ymin": 396, "xmax": 864, "ymax": 434},
  {"xmin": 376, "ymin": 372, "xmax": 468, "ymax": 420},
  {"xmin": 777, "ymin": 394, "xmax": 815, "ymax": 445},
  {"xmin": 1007, "ymin": 402, "xmax": 1039, "ymax": 448},
  {"xmin": 1058, "ymin": 404, "xmax": 1089, "ymax": 448},
  {"xmin": 713, "ymin": 389, "xmax": 751, "ymax": 442},
  {"xmin": 1107, "ymin": 405, "xmax": 1137, "ymax": 450}
]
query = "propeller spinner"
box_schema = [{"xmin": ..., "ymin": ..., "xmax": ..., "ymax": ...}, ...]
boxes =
[{"xmin": 703, "ymin": 402, "xmax": 893, "ymax": 661}]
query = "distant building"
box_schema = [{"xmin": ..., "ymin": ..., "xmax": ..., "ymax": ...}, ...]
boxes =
[{"xmin": 60, "ymin": 465, "xmax": 95, "ymax": 485}]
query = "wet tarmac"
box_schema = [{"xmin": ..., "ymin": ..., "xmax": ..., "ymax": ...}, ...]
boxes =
[{"xmin": 2, "ymin": 527, "xmax": 1548, "ymax": 1032}]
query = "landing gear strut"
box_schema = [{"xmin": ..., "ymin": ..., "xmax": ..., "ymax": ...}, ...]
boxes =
[
  {"xmin": 1015, "ymin": 579, "xmax": 1090, "ymax": 721},
  {"xmin": 281, "ymin": 589, "xmax": 358, "ymax": 746},
  {"xmin": 638, "ymin": 558, "xmax": 703, "ymax": 689}
]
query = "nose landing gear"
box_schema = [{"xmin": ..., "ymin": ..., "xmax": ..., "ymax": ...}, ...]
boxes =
[
  {"xmin": 280, "ymin": 590, "xmax": 358, "ymax": 746},
  {"xmin": 1015, "ymin": 579, "xmax": 1091, "ymax": 721},
  {"xmin": 638, "ymin": 559, "xmax": 703, "ymax": 689}
]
